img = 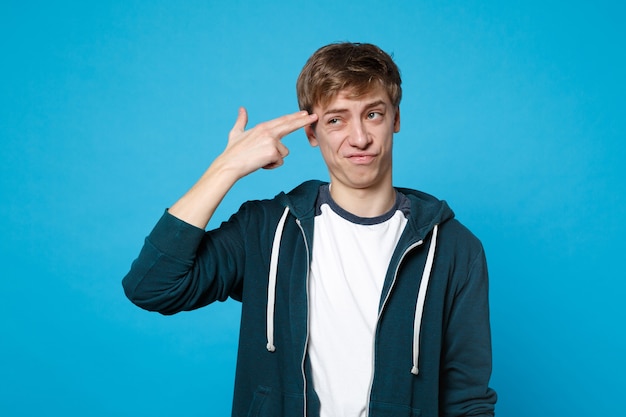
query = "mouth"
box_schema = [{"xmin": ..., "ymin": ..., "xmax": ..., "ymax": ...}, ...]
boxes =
[{"xmin": 346, "ymin": 153, "xmax": 376, "ymax": 164}]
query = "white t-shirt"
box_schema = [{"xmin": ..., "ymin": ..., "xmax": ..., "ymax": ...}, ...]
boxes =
[{"xmin": 308, "ymin": 185, "xmax": 410, "ymax": 417}]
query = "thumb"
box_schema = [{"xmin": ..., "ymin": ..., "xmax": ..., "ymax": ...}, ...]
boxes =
[{"xmin": 231, "ymin": 107, "xmax": 248, "ymax": 133}]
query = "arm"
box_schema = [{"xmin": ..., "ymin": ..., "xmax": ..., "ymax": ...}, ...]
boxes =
[
  {"xmin": 441, "ymin": 246, "xmax": 497, "ymax": 417},
  {"xmin": 122, "ymin": 108, "xmax": 318, "ymax": 313}
]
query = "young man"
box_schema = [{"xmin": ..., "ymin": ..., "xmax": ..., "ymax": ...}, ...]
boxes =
[{"xmin": 123, "ymin": 42, "xmax": 497, "ymax": 417}]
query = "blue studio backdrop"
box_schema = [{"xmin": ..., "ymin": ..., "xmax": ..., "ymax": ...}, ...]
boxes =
[{"xmin": 1, "ymin": 1, "xmax": 624, "ymax": 416}]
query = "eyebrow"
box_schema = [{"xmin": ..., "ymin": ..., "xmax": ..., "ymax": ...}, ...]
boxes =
[{"xmin": 322, "ymin": 99, "xmax": 388, "ymax": 117}]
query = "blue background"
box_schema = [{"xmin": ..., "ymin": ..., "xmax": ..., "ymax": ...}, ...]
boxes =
[{"xmin": 1, "ymin": 1, "xmax": 624, "ymax": 416}]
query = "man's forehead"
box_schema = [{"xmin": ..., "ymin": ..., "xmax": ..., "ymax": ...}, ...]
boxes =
[{"xmin": 314, "ymin": 85, "xmax": 392, "ymax": 112}]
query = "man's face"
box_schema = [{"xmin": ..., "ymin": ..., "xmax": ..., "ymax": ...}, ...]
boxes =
[{"xmin": 305, "ymin": 84, "xmax": 400, "ymax": 195}]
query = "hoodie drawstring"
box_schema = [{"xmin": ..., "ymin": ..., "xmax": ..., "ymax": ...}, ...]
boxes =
[
  {"xmin": 411, "ymin": 224, "xmax": 439, "ymax": 375},
  {"xmin": 266, "ymin": 206, "xmax": 290, "ymax": 352},
  {"xmin": 266, "ymin": 208, "xmax": 440, "ymax": 371}
]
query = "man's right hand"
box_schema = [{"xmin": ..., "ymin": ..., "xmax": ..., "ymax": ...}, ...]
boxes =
[
  {"xmin": 167, "ymin": 108, "xmax": 318, "ymax": 229},
  {"xmin": 219, "ymin": 107, "xmax": 318, "ymax": 177}
]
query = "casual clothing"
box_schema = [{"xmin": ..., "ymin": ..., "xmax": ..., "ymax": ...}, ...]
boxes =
[{"xmin": 122, "ymin": 180, "xmax": 497, "ymax": 417}]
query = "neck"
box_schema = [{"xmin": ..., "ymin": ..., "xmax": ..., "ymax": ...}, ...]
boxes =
[{"xmin": 329, "ymin": 182, "xmax": 396, "ymax": 218}]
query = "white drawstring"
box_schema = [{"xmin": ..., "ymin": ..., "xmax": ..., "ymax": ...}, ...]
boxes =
[
  {"xmin": 266, "ymin": 206, "xmax": 290, "ymax": 352},
  {"xmin": 267, "ymin": 207, "xmax": 440, "ymax": 372},
  {"xmin": 411, "ymin": 224, "xmax": 439, "ymax": 375}
]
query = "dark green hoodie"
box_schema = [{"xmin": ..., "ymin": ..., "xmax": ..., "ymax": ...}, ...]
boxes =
[{"xmin": 123, "ymin": 180, "xmax": 496, "ymax": 416}]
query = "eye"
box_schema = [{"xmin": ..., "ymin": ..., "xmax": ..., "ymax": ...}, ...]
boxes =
[
  {"xmin": 327, "ymin": 118, "xmax": 340, "ymax": 125},
  {"xmin": 367, "ymin": 112, "xmax": 382, "ymax": 120}
]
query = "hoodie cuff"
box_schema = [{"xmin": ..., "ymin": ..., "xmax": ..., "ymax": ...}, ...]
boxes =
[{"xmin": 147, "ymin": 209, "xmax": 206, "ymax": 261}]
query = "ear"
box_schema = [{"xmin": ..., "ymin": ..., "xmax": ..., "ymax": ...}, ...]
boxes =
[
  {"xmin": 305, "ymin": 125, "xmax": 319, "ymax": 147},
  {"xmin": 393, "ymin": 107, "xmax": 401, "ymax": 133}
]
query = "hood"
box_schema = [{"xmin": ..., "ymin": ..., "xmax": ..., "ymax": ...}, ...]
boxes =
[
  {"xmin": 395, "ymin": 186, "xmax": 455, "ymax": 241},
  {"xmin": 277, "ymin": 180, "xmax": 455, "ymax": 239}
]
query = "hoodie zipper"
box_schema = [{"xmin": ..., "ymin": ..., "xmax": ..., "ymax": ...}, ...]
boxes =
[
  {"xmin": 364, "ymin": 239, "xmax": 424, "ymax": 416},
  {"xmin": 296, "ymin": 218, "xmax": 311, "ymax": 417}
]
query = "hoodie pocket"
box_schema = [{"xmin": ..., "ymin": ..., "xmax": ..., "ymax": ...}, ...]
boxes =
[
  {"xmin": 246, "ymin": 386, "xmax": 271, "ymax": 417},
  {"xmin": 369, "ymin": 401, "xmax": 422, "ymax": 417}
]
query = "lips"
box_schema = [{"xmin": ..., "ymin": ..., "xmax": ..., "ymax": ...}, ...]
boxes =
[{"xmin": 346, "ymin": 153, "xmax": 377, "ymax": 164}]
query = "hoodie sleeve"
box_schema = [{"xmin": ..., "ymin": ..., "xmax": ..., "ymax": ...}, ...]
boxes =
[
  {"xmin": 440, "ymin": 245, "xmax": 497, "ymax": 417},
  {"xmin": 121, "ymin": 208, "xmax": 248, "ymax": 315}
]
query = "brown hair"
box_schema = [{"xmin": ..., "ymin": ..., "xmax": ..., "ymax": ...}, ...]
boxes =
[{"xmin": 296, "ymin": 42, "xmax": 402, "ymax": 113}]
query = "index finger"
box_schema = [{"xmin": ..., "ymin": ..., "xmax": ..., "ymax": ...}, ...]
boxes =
[{"xmin": 262, "ymin": 110, "xmax": 318, "ymax": 139}]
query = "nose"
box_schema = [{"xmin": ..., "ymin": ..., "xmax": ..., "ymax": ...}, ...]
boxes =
[{"xmin": 348, "ymin": 120, "xmax": 371, "ymax": 149}]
